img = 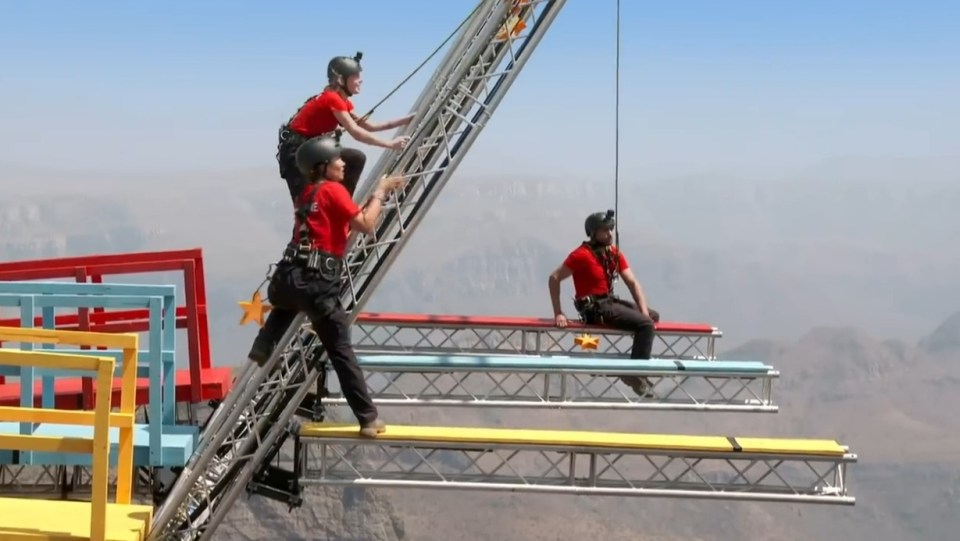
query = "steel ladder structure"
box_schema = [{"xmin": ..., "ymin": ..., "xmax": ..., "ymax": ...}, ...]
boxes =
[{"xmin": 147, "ymin": 1, "xmax": 567, "ymax": 539}]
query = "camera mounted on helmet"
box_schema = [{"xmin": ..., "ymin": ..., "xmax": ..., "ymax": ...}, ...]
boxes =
[{"xmin": 584, "ymin": 209, "xmax": 616, "ymax": 238}]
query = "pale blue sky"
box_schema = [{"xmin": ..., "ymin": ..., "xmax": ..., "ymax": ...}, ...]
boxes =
[{"xmin": 0, "ymin": 0, "xmax": 957, "ymax": 180}]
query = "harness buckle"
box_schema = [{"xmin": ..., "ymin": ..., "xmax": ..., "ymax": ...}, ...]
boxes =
[
  {"xmin": 573, "ymin": 294, "xmax": 613, "ymax": 324},
  {"xmin": 281, "ymin": 245, "xmax": 342, "ymax": 281}
]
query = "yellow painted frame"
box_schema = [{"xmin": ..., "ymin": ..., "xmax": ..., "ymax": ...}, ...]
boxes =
[{"xmin": 0, "ymin": 327, "xmax": 139, "ymax": 541}]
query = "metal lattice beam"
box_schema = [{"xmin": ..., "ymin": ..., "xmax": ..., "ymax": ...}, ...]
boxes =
[
  {"xmin": 354, "ymin": 320, "xmax": 721, "ymax": 359},
  {"xmin": 296, "ymin": 436, "xmax": 856, "ymax": 505},
  {"xmin": 322, "ymin": 363, "xmax": 778, "ymax": 412}
]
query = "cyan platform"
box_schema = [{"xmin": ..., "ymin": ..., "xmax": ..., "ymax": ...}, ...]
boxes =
[
  {"xmin": 355, "ymin": 354, "xmax": 774, "ymax": 374},
  {"xmin": 0, "ymin": 421, "xmax": 197, "ymax": 467},
  {"xmin": 0, "ymin": 281, "xmax": 179, "ymax": 466}
]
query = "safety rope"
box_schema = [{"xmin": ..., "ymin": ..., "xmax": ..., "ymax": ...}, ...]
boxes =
[
  {"xmin": 361, "ymin": 0, "xmax": 484, "ymax": 119},
  {"xmin": 614, "ymin": 0, "xmax": 622, "ymax": 262}
]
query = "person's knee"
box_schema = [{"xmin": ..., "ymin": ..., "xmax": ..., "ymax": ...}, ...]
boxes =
[
  {"xmin": 342, "ymin": 148, "xmax": 367, "ymax": 168},
  {"xmin": 635, "ymin": 314, "xmax": 655, "ymax": 331},
  {"xmin": 623, "ymin": 309, "xmax": 655, "ymax": 332}
]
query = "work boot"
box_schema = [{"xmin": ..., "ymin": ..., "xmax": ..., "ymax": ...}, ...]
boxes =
[
  {"xmin": 619, "ymin": 376, "xmax": 655, "ymax": 398},
  {"xmin": 359, "ymin": 419, "xmax": 386, "ymax": 438}
]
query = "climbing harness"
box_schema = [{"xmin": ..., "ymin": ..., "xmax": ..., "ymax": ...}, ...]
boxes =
[
  {"xmin": 281, "ymin": 183, "xmax": 343, "ymax": 282},
  {"xmin": 573, "ymin": 240, "xmax": 621, "ymax": 324},
  {"xmin": 275, "ymin": 98, "xmax": 345, "ymax": 175}
]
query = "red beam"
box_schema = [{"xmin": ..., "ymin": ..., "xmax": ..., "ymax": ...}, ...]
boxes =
[
  {"xmin": 356, "ymin": 312, "xmax": 719, "ymax": 334},
  {"xmin": 0, "ymin": 367, "xmax": 233, "ymax": 409},
  {"xmin": 0, "ymin": 248, "xmax": 211, "ymax": 402},
  {"xmin": 0, "ymin": 306, "xmax": 189, "ymax": 329}
]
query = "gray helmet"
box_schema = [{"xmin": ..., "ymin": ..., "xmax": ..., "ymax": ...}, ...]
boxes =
[
  {"xmin": 295, "ymin": 136, "xmax": 342, "ymax": 176},
  {"xmin": 585, "ymin": 209, "xmax": 616, "ymax": 237},
  {"xmin": 327, "ymin": 52, "xmax": 363, "ymax": 89}
]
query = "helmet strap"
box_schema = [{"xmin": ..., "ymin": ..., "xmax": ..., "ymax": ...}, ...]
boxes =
[
  {"xmin": 332, "ymin": 74, "xmax": 356, "ymax": 97},
  {"xmin": 309, "ymin": 161, "xmax": 329, "ymax": 182}
]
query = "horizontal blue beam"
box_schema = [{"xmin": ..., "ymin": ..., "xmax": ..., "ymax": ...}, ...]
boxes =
[
  {"xmin": 0, "ymin": 282, "xmax": 179, "ymax": 466},
  {"xmin": 355, "ymin": 354, "xmax": 774, "ymax": 374}
]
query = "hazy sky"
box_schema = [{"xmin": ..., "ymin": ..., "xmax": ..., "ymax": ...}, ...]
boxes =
[{"xmin": 1, "ymin": 0, "xmax": 957, "ymax": 183}]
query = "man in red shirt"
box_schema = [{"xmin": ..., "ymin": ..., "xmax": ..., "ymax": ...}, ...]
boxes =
[
  {"xmin": 248, "ymin": 135, "xmax": 405, "ymax": 438},
  {"xmin": 547, "ymin": 210, "xmax": 660, "ymax": 396},
  {"xmin": 276, "ymin": 52, "xmax": 414, "ymax": 201}
]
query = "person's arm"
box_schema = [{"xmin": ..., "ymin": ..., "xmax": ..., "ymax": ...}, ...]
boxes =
[
  {"xmin": 355, "ymin": 112, "xmax": 415, "ymax": 132},
  {"xmin": 348, "ymin": 175, "xmax": 406, "ymax": 234},
  {"xmin": 619, "ymin": 267, "xmax": 650, "ymax": 317},
  {"xmin": 333, "ymin": 110, "xmax": 401, "ymax": 148},
  {"xmin": 548, "ymin": 263, "xmax": 573, "ymax": 327}
]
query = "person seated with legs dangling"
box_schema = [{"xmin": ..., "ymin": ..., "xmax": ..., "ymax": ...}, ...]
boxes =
[
  {"xmin": 247, "ymin": 135, "xmax": 405, "ymax": 437},
  {"xmin": 547, "ymin": 210, "xmax": 660, "ymax": 397}
]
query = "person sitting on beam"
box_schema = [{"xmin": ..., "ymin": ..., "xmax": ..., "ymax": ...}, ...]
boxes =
[{"xmin": 547, "ymin": 210, "xmax": 659, "ymax": 397}]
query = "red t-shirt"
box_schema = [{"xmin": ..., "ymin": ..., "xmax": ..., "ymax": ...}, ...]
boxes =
[
  {"xmin": 293, "ymin": 181, "xmax": 360, "ymax": 258},
  {"xmin": 562, "ymin": 244, "xmax": 629, "ymax": 298},
  {"xmin": 288, "ymin": 89, "xmax": 354, "ymax": 137}
]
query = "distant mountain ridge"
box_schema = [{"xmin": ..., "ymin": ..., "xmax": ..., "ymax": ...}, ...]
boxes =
[{"xmin": 2, "ymin": 157, "xmax": 959, "ymax": 539}]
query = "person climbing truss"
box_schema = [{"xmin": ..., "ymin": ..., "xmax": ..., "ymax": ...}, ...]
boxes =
[
  {"xmin": 276, "ymin": 52, "xmax": 414, "ymax": 201},
  {"xmin": 249, "ymin": 135, "xmax": 405, "ymax": 437}
]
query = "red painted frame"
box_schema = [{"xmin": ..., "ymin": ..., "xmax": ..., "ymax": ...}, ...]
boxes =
[
  {"xmin": 0, "ymin": 248, "xmax": 211, "ymax": 403},
  {"xmin": 355, "ymin": 312, "xmax": 719, "ymax": 334}
]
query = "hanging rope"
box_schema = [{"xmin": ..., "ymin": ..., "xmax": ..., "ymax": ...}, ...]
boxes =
[
  {"xmin": 613, "ymin": 0, "xmax": 623, "ymax": 265},
  {"xmin": 361, "ymin": 0, "xmax": 484, "ymax": 119}
]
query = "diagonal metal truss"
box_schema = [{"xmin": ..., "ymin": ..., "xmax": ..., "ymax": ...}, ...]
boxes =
[
  {"xmin": 354, "ymin": 320, "xmax": 722, "ymax": 359},
  {"xmin": 296, "ymin": 437, "xmax": 856, "ymax": 505},
  {"xmin": 148, "ymin": 1, "xmax": 568, "ymax": 539},
  {"xmin": 322, "ymin": 363, "xmax": 778, "ymax": 412}
]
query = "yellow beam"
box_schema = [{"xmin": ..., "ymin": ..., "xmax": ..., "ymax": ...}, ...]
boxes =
[
  {"xmin": 91, "ymin": 358, "xmax": 113, "ymax": 541},
  {"xmin": 0, "ymin": 349, "xmax": 105, "ymax": 371},
  {"xmin": 0, "ymin": 406, "xmax": 135, "ymax": 428},
  {"xmin": 0, "ymin": 433, "xmax": 94, "ymax": 454},
  {"xmin": 299, "ymin": 423, "xmax": 849, "ymax": 457},
  {"xmin": 0, "ymin": 325, "xmax": 138, "ymax": 350}
]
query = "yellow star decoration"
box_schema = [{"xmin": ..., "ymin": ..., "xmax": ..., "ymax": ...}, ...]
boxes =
[
  {"xmin": 238, "ymin": 290, "xmax": 272, "ymax": 327},
  {"xmin": 496, "ymin": 0, "xmax": 529, "ymax": 40},
  {"xmin": 574, "ymin": 333, "xmax": 600, "ymax": 350}
]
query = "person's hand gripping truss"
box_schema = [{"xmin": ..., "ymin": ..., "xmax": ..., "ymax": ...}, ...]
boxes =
[{"xmin": 374, "ymin": 174, "xmax": 406, "ymax": 201}]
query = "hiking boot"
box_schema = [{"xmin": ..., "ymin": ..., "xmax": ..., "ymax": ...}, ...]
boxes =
[
  {"xmin": 359, "ymin": 419, "xmax": 386, "ymax": 438},
  {"xmin": 619, "ymin": 376, "xmax": 655, "ymax": 398}
]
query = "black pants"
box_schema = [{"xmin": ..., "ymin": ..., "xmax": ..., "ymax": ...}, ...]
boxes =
[
  {"xmin": 277, "ymin": 134, "xmax": 367, "ymax": 200},
  {"xmin": 584, "ymin": 298, "xmax": 661, "ymax": 359},
  {"xmin": 248, "ymin": 262, "xmax": 378, "ymax": 426}
]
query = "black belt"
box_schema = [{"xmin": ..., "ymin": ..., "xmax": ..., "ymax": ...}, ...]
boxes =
[
  {"xmin": 574, "ymin": 293, "xmax": 611, "ymax": 308},
  {"xmin": 282, "ymin": 245, "xmax": 342, "ymax": 280},
  {"xmin": 278, "ymin": 125, "xmax": 343, "ymax": 144}
]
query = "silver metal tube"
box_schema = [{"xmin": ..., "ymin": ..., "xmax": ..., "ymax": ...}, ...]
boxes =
[{"xmin": 356, "ymin": 0, "xmax": 495, "ymax": 197}]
